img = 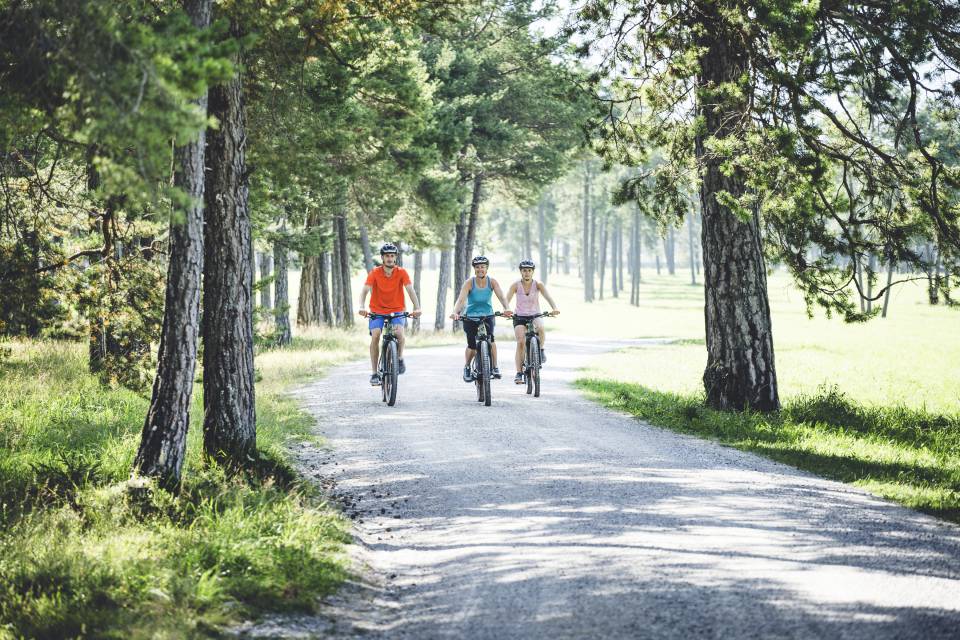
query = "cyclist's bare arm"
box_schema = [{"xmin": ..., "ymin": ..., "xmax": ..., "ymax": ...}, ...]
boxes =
[
  {"xmin": 491, "ymin": 279, "xmax": 513, "ymax": 316},
  {"xmin": 505, "ymin": 281, "xmax": 518, "ymax": 306},
  {"xmin": 450, "ymin": 279, "xmax": 471, "ymax": 319},
  {"xmin": 404, "ymin": 283, "xmax": 422, "ymax": 317},
  {"xmin": 358, "ymin": 284, "xmax": 372, "ymax": 316},
  {"xmin": 538, "ymin": 282, "xmax": 560, "ymax": 315}
]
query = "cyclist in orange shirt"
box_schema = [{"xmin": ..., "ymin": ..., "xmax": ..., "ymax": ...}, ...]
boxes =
[{"xmin": 358, "ymin": 243, "xmax": 422, "ymax": 386}]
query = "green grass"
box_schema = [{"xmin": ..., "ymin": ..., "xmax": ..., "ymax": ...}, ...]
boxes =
[
  {"xmin": 569, "ymin": 267, "xmax": 960, "ymax": 524},
  {"xmin": 576, "ymin": 380, "xmax": 960, "ymax": 522},
  {"xmin": 0, "ymin": 331, "xmax": 379, "ymax": 639}
]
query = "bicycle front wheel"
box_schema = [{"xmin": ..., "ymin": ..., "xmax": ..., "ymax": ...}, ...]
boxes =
[
  {"xmin": 474, "ymin": 354, "xmax": 484, "ymax": 403},
  {"xmin": 529, "ymin": 336, "xmax": 541, "ymax": 398},
  {"xmin": 385, "ymin": 340, "xmax": 399, "ymax": 406},
  {"xmin": 479, "ymin": 340, "xmax": 492, "ymax": 407}
]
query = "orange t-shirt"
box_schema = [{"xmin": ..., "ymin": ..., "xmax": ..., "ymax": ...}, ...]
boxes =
[{"xmin": 365, "ymin": 266, "xmax": 411, "ymax": 313}]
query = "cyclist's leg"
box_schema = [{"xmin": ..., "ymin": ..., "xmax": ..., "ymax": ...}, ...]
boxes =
[
  {"xmin": 535, "ymin": 317, "xmax": 545, "ymax": 346},
  {"xmin": 394, "ymin": 322, "xmax": 405, "ymax": 358},
  {"xmin": 513, "ymin": 324, "xmax": 525, "ymax": 372},
  {"xmin": 369, "ymin": 328, "xmax": 382, "ymax": 373}
]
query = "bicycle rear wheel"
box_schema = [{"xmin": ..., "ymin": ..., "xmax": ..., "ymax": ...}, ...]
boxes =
[
  {"xmin": 385, "ymin": 341, "xmax": 399, "ymax": 406},
  {"xmin": 479, "ymin": 340, "xmax": 492, "ymax": 406},
  {"xmin": 529, "ymin": 336, "xmax": 541, "ymax": 397}
]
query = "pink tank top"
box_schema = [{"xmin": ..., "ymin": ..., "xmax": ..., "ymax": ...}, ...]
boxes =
[{"xmin": 514, "ymin": 280, "xmax": 541, "ymax": 316}]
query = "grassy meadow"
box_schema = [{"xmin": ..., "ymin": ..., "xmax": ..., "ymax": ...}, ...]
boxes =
[{"xmin": 535, "ymin": 264, "xmax": 960, "ymax": 522}]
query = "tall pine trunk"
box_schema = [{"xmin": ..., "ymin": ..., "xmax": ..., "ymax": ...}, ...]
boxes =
[
  {"xmin": 296, "ymin": 255, "xmax": 320, "ymax": 326},
  {"xmin": 133, "ymin": 0, "xmax": 211, "ymax": 488},
  {"xmin": 359, "ymin": 215, "xmax": 374, "ymax": 273},
  {"xmin": 202, "ymin": 35, "xmax": 256, "ymax": 466},
  {"xmin": 582, "ymin": 167, "xmax": 593, "ymax": 301},
  {"xmin": 664, "ymin": 227, "xmax": 676, "ymax": 275},
  {"xmin": 435, "ymin": 240, "xmax": 452, "ymax": 331},
  {"xmin": 538, "ymin": 202, "xmax": 548, "ymax": 284},
  {"xmin": 319, "ymin": 251, "xmax": 333, "ymax": 326},
  {"xmin": 611, "ymin": 220, "xmax": 619, "ymax": 298},
  {"xmin": 336, "ymin": 213, "xmax": 353, "ymax": 326},
  {"xmin": 412, "ymin": 250, "xmax": 422, "ymax": 334},
  {"xmin": 274, "ymin": 237, "xmax": 292, "ymax": 345},
  {"xmin": 259, "ymin": 251, "xmax": 272, "ymax": 310},
  {"xmin": 631, "ymin": 207, "xmax": 641, "ymax": 306},
  {"xmin": 688, "ymin": 211, "xmax": 697, "ymax": 285},
  {"xmin": 598, "ymin": 218, "xmax": 607, "ymax": 299},
  {"xmin": 331, "ymin": 221, "xmax": 343, "ymax": 326},
  {"xmin": 465, "ymin": 173, "xmax": 483, "ymax": 264},
  {"xmin": 697, "ymin": 8, "xmax": 779, "ymax": 411}
]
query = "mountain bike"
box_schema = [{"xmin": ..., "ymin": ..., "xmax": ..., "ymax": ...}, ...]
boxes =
[
  {"xmin": 368, "ymin": 312, "xmax": 411, "ymax": 407},
  {"xmin": 519, "ymin": 312, "xmax": 553, "ymax": 398},
  {"xmin": 461, "ymin": 312, "xmax": 504, "ymax": 407}
]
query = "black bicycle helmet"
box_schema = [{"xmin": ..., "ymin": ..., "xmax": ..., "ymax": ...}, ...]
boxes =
[
  {"xmin": 379, "ymin": 242, "xmax": 398, "ymax": 255},
  {"xmin": 518, "ymin": 259, "xmax": 536, "ymax": 270},
  {"xmin": 471, "ymin": 255, "xmax": 489, "ymax": 266}
]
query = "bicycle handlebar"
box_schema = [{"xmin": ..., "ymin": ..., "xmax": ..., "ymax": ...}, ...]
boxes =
[
  {"xmin": 366, "ymin": 311, "xmax": 413, "ymax": 319},
  {"xmin": 458, "ymin": 311, "xmax": 507, "ymax": 322}
]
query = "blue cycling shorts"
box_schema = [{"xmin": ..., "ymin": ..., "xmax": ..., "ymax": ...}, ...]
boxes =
[{"xmin": 369, "ymin": 314, "xmax": 406, "ymax": 334}]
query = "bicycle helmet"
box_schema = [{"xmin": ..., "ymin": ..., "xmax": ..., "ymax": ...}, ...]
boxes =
[
  {"xmin": 518, "ymin": 259, "xmax": 536, "ymax": 270},
  {"xmin": 379, "ymin": 242, "xmax": 398, "ymax": 255},
  {"xmin": 471, "ymin": 255, "xmax": 489, "ymax": 266}
]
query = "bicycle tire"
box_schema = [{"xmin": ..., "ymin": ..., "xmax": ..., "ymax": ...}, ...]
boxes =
[
  {"xmin": 386, "ymin": 340, "xmax": 399, "ymax": 406},
  {"xmin": 525, "ymin": 336, "xmax": 536, "ymax": 395},
  {"xmin": 529, "ymin": 336, "xmax": 541, "ymax": 397},
  {"xmin": 380, "ymin": 348, "xmax": 387, "ymax": 403},
  {"xmin": 474, "ymin": 354, "xmax": 484, "ymax": 402},
  {"xmin": 480, "ymin": 340, "xmax": 492, "ymax": 406}
]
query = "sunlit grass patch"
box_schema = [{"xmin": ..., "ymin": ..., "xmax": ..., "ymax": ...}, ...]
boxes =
[
  {"xmin": 576, "ymin": 379, "xmax": 960, "ymax": 523},
  {"xmin": 0, "ymin": 337, "xmax": 362, "ymax": 637}
]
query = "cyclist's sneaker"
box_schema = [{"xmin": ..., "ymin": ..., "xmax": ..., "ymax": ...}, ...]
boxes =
[
  {"xmin": 370, "ymin": 373, "xmax": 382, "ymax": 386},
  {"xmin": 492, "ymin": 367, "xmax": 502, "ymax": 379},
  {"xmin": 463, "ymin": 366, "xmax": 474, "ymax": 383},
  {"xmin": 398, "ymin": 359, "xmax": 406, "ymax": 375},
  {"xmin": 540, "ymin": 349, "xmax": 546, "ymax": 364},
  {"xmin": 514, "ymin": 372, "xmax": 524, "ymax": 384}
]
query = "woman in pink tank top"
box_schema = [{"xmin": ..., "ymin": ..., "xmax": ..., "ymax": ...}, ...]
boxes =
[{"xmin": 505, "ymin": 260, "xmax": 560, "ymax": 384}]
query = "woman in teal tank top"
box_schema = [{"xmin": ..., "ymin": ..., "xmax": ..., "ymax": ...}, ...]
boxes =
[{"xmin": 451, "ymin": 256, "xmax": 513, "ymax": 382}]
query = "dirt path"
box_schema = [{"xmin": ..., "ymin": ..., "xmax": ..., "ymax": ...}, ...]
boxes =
[{"xmin": 245, "ymin": 336, "xmax": 960, "ymax": 639}]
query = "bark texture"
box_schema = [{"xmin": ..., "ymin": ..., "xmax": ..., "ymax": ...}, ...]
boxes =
[
  {"xmin": 336, "ymin": 213, "xmax": 353, "ymax": 326},
  {"xmin": 412, "ymin": 250, "xmax": 423, "ymax": 334},
  {"xmin": 201, "ymin": 41, "xmax": 256, "ymax": 465},
  {"xmin": 697, "ymin": 9, "xmax": 779, "ymax": 411},
  {"xmin": 274, "ymin": 239, "xmax": 292, "ymax": 346},
  {"xmin": 133, "ymin": 0, "xmax": 211, "ymax": 489},
  {"xmin": 259, "ymin": 251, "xmax": 272, "ymax": 310},
  {"xmin": 435, "ymin": 242, "xmax": 452, "ymax": 331}
]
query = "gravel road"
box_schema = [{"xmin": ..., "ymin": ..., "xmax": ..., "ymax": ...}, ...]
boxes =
[{"xmin": 250, "ymin": 336, "xmax": 960, "ymax": 639}]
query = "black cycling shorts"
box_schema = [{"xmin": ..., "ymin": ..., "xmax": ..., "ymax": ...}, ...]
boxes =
[
  {"xmin": 512, "ymin": 314, "xmax": 543, "ymax": 328},
  {"xmin": 463, "ymin": 316, "xmax": 495, "ymax": 350}
]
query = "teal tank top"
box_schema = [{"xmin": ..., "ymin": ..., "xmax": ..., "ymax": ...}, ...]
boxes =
[{"xmin": 465, "ymin": 277, "xmax": 494, "ymax": 316}]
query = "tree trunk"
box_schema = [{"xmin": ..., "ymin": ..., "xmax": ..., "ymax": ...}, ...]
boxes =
[
  {"xmin": 598, "ymin": 218, "xmax": 607, "ymax": 299},
  {"xmin": 435, "ymin": 240, "xmax": 452, "ymax": 331},
  {"xmin": 866, "ymin": 252, "xmax": 876, "ymax": 313},
  {"xmin": 201, "ymin": 37, "xmax": 256, "ymax": 467},
  {"xmin": 259, "ymin": 251, "xmax": 273, "ymax": 310},
  {"xmin": 465, "ymin": 173, "xmax": 483, "ymax": 264},
  {"xmin": 697, "ymin": 11, "xmax": 779, "ymax": 411},
  {"xmin": 412, "ymin": 250, "xmax": 423, "ymax": 334},
  {"xmin": 688, "ymin": 211, "xmax": 697, "ymax": 285},
  {"xmin": 133, "ymin": 0, "xmax": 211, "ymax": 489},
  {"xmin": 563, "ymin": 241, "xmax": 570, "ymax": 275},
  {"xmin": 336, "ymin": 213, "xmax": 353, "ymax": 326},
  {"xmin": 590, "ymin": 209, "xmax": 598, "ymax": 299},
  {"xmin": 664, "ymin": 227, "xmax": 676, "ymax": 275},
  {"xmin": 881, "ymin": 251, "xmax": 894, "ymax": 318},
  {"xmin": 453, "ymin": 207, "xmax": 467, "ymax": 332},
  {"xmin": 274, "ymin": 237, "xmax": 292, "ymax": 345},
  {"xmin": 359, "ymin": 216, "xmax": 374, "ymax": 273},
  {"xmin": 319, "ymin": 251, "xmax": 333, "ymax": 326},
  {"xmin": 429, "ymin": 250, "xmax": 437, "ymax": 270},
  {"xmin": 296, "ymin": 255, "xmax": 319, "ymax": 326},
  {"xmin": 631, "ymin": 207, "xmax": 641, "ymax": 306},
  {"xmin": 611, "ymin": 220, "xmax": 619, "ymax": 298},
  {"xmin": 538, "ymin": 202, "xmax": 548, "ymax": 283},
  {"xmin": 331, "ymin": 220, "xmax": 343, "ymax": 326},
  {"xmin": 656, "ymin": 254, "xmax": 661, "ymax": 275},
  {"xmin": 582, "ymin": 168, "xmax": 593, "ymax": 301}
]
